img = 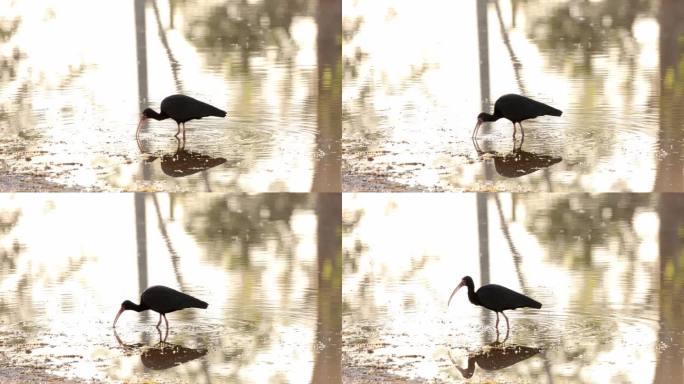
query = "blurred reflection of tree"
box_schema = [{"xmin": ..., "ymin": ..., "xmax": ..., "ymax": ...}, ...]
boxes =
[
  {"xmin": 0, "ymin": 16, "xmax": 30, "ymax": 137},
  {"xmin": 524, "ymin": 194, "xmax": 652, "ymax": 266},
  {"xmin": 311, "ymin": 0, "xmax": 341, "ymax": 192},
  {"xmin": 312, "ymin": 193, "xmax": 341, "ymax": 383},
  {"xmin": 169, "ymin": 193, "xmax": 316, "ymax": 380},
  {"xmin": 0, "ymin": 206, "xmax": 23, "ymax": 288},
  {"xmin": 528, "ymin": 0, "xmax": 652, "ymax": 73},
  {"xmin": 654, "ymin": 194, "xmax": 684, "ymax": 381},
  {"xmin": 524, "ymin": 0, "xmax": 656, "ymax": 191},
  {"xmin": 515, "ymin": 193, "xmax": 658, "ymax": 382},
  {"xmin": 181, "ymin": 193, "xmax": 312, "ymax": 267},
  {"xmin": 654, "ymin": 0, "xmax": 684, "ymax": 191},
  {"xmin": 185, "ymin": 0, "xmax": 311, "ymax": 69}
]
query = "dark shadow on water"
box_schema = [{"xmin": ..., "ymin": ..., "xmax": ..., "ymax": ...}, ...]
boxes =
[
  {"xmin": 473, "ymin": 137, "xmax": 562, "ymax": 178},
  {"xmin": 448, "ymin": 342, "xmax": 541, "ymax": 379},
  {"xmin": 137, "ymin": 137, "xmax": 231, "ymax": 178},
  {"xmin": 114, "ymin": 328, "xmax": 207, "ymax": 371}
]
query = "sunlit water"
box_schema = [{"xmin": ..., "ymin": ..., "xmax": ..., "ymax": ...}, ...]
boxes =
[
  {"xmin": 0, "ymin": 0, "xmax": 340, "ymax": 192},
  {"xmin": 343, "ymin": 193, "xmax": 684, "ymax": 383},
  {"xmin": 343, "ymin": 0, "xmax": 684, "ymax": 192},
  {"xmin": 0, "ymin": 194, "xmax": 339, "ymax": 383}
]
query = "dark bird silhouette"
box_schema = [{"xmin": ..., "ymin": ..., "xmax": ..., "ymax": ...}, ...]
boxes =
[
  {"xmin": 114, "ymin": 327, "xmax": 208, "ymax": 371},
  {"xmin": 473, "ymin": 94, "xmax": 562, "ymax": 139},
  {"xmin": 160, "ymin": 145, "xmax": 227, "ymax": 177},
  {"xmin": 141, "ymin": 342, "xmax": 209, "ymax": 370},
  {"xmin": 472, "ymin": 138, "xmax": 562, "ymax": 178},
  {"xmin": 136, "ymin": 94, "xmax": 227, "ymax": 140},
  {"xmin": 448, "ymin": 344, "xmax": 540, "ymax": 379},
  {"xmin": 448, "ymin": 276, "xmax": 541, "ymax": 333},
  {"xmin": 113, "ymin": 285, "xmax": 208, "ymax": 330}
]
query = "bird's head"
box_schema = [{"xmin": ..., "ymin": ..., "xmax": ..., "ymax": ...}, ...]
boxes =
[
  {"xmin": 121, "ymin": 300, "xmax": 137, "ymax": 310},
  {"xmin": 141, "ymin": 108, "xmax": 156, "ymax": 119},
  {"xmin": 477, "ymin": 112, "xmax": 499, "ymax": 122},
  {"xmin": 448, "ymin": 276, "xmax": 474, "ymax": 307},
  {"xmin": 113, "ymin": 300, "xmax": 136, "ymax": 328},
  {"xmin": 136, "ymin": 109, "xmax": 155, "ymax": 139}
]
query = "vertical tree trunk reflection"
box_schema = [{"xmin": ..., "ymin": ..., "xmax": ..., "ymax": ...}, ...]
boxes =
[
  {"xmin": 134, "ymin": 192, "xmax": 149, "ymax": 326},
  {"xmin": 477, "ymin": 0, "xmax": 494, "ymax": 180},
  {"xmin": 311, "ymin": 0, "xmax": 342, "ymax": 192},
  {"xmin": 135, "ymin": 0, "xmax": 151, "ymax": 181},
  {"xmin": 654, "ymin": 0, "xmax": 684, "ymax": 191},
  {"xmin": 654, "ymin": 193, "xmax": 684, "ymax": 383},
  {"xmin": 312, "ymin": 193, "xmax": 342, "ymax": 383}
]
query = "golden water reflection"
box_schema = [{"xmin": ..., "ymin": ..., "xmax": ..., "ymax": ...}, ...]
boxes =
[{"xmin": 343, "ymin": 193, "xmax": 683, "ymax": 383}]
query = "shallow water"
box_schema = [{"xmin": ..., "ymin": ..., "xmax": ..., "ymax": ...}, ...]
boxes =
[
  {"xmin": 343, "ymin": 193, "xmax": 684, "ymax": 383},
  {"xmin": 0, "ymin": 0, "xmax": 341, "ymax": 192},
  {"xmin": 0, "ymin": 193, "xmax": 341, "ymax": 383},
  {"xmin": 343, "ymin": 0, "xmax": 684, "ymax": 192}
]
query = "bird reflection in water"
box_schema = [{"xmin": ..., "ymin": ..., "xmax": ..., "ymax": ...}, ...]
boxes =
[
  {"xmin": 448, "ymin": 343, "xmax": 541, "ymax": 379},
  {"xmin": 472, "ymin": 137, "xmax": 562, "ymax": 178},
  {"xmin": 137, "ymin": 136, "xmax": 228, "ymax": 177},
  {"xmin": 114, "ymin": 327, "xmax": 208, "ymax": 371}
]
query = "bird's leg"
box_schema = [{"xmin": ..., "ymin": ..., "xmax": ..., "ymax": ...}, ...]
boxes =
[
  {"xmin": 156, "ymin": 313, "xmax": 162, "ymax": 328},
  {"xmin": 163, "ymin": 315, "xmax": 169, "ymax": 342},
  {"xmin": 182, "ymin": 122, "xmax": 186, "ymax": 142},
  {"xmin": 519, "ymin": 122, "xmax": 525, "ymax": 140},
  {"xmin": 502, "ymin": 311, "xmax": 510, "ymax": 332},
  {"xmin": 175, "ymin": 123, "xmax": 181, "ymax": 137},
  {"xmin": 512, "ymin": 123, "xmax": 517, "ymax": 140},
  {"xmin": 495, "ymin": 312, "xmax": 500, "ymax": 331},
  {"xmin": 503, "ymin": 323, "xmax": 510, "ymax": 343}
]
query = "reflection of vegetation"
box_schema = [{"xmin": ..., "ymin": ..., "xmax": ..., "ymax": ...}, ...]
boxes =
[
  {"xmin": 312, "ymin": 0, "xmax": 342, "ymax": 191},
  {"xmin": 524, "ymin": 194, "xmax": 652, "ymax": 265},
  {"xmin": 312, "ymin": 193, "xmax": 342, "ymax": 382},
  {"xmin": 184, "ymin": 0, "xmax": 312, "ymax": 68},
  {"xmin": 175, "ymin": 193, "xmax": 319, "ymax": 382},
  {"xmin": 654, "ymin": 1, "xmax": 684, "ymax": 190},
  {"xmin": 528, "ymin": 0, "xmax": 653, "ymax": 72},
  {"xmin": 655, "ymin": 194, "xmax": 684, "ymax": 381},
  {"xmin": 0, "ymin": 206, "xmax": 22, "ymax": 284},
  {"xmin": 181, "ymin": 193, "xmax": 312, "ymax": 267}
]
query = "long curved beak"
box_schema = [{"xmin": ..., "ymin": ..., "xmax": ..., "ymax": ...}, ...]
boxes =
[
  {"xmin": 113, "ymin": 306, "xmax": 125, "ymax": 328},
  {"xmin": 135, "ymin": 116, "xmax": 147, "ymax": 139},
  {"xmin": 472, "ymin": 119, "xmax": 483, "ymax": 138},
  {"xmin": 447, "ymin": 280, "xmax": 466, "ymax": 307}
]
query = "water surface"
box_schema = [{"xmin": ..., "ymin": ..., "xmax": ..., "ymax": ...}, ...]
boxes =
[
  {"xmin": 0, "ymin": 193, "xmax": 341, "ymax": 383},
  {"xmin": 0, "ymin": 0, "xmax": 341, "ymax": 192},
  {"xmin": 343, "ymin": 0, "xmax": 684, "ymax": 192},
  {"xmin": 343, "ymin": 193, "xmax": 684, "ymax": 383}
]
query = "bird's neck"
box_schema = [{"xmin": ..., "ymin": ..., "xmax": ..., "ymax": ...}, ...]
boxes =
[
  {"xmin": 467, "ymin": 285, "xmax": 482, "ymax": 306},
  {"xmin": 147, "ymin": 110, "xmax": 168, "ymax": 121},
  {"xmin": 131, "ymin": 302, "xmax": 150, "ymax": 312},
  {"xmin": 480, "ymin": 113, "xmax": 500, "ymax": 122}
]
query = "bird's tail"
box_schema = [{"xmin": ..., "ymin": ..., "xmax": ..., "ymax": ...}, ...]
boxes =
[
  {"xmin": 191, "ymin": 297, "xmax": 209, "ymax": 309},
  {"xmin": 529, "ymin": 298, "xmax": 542, "ymax": 309},
  {"xmin": 208, "ymin": 106, "xmax": 227, "ymax": 118},
  {"xmin": 546, "ymin": 106, "xmax": 562, "ymax": 117}
]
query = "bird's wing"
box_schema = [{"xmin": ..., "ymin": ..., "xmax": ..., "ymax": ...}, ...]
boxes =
[
  {"xmin": 141, "ymin": 285, "xmax": 208, "ymax": 314},
  {"xmin": 161, "ymin": 95, "xmax": 226, "ymax": 122},
  {"xmin": 495, "ymin": 94, "xmax": 561, "ymax": 121},
  {"xmin": 476, "ymin": 284, "xmax": 541, "ymax": 311}
]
